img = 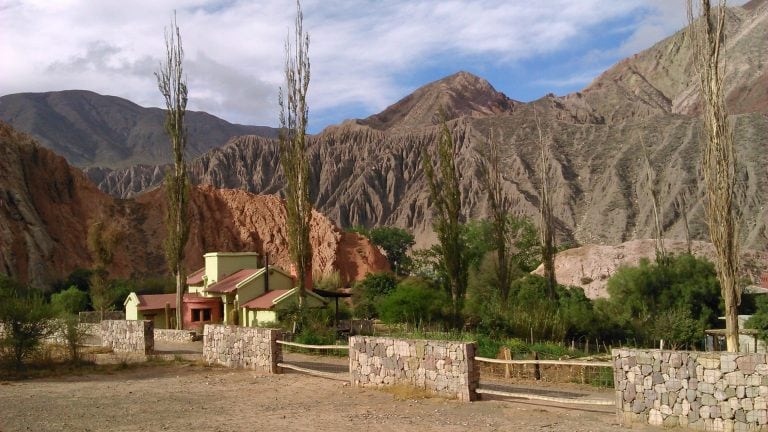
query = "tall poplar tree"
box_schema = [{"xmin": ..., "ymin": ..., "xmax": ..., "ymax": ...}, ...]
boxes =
[
  {"xmin": 156, "ymin": 12, "xmax": 189, "ymax": 329},
  {"xmin": 478, "ymin": 130, "xmax": 513, "ymax": 303},
  {"xmin": 279, "ymin": 0, "xmax": 312, "ymax": 306},
  {"xmin": 687, "ymin": 0, "xmax": 741, "ymax": 351},
  {"xmin": 423, "ymin": 114, "xmax": 467, "ymax": 328}
]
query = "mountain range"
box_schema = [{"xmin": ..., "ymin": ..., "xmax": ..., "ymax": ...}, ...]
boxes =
[
  {"xmin": 43, "ymin": 0, "xmax": 765, "ymax": 251},
  {"xmin": 0, "ymin": 90, "xmax": 277, "ymax": 168}
]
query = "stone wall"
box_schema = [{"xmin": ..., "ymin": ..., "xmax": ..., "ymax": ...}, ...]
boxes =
[
  {"xmin": 614, "ymin": 349, "xmax": 768, "ymax": 430},
  {"xmin": 349, "ymin": 336, "xmax": 478, "ymax": 402},
  {"xmin": 202, "ymin": 325, "xmax": 282, "ymax": 373},
  {"xmin": 46, "ymin": 322, "xmax": 101, "ymax": 345},
  {"xmin": 154, "ymin": 329, "xmax": 197, "ymax": 343},
  {"xmin": 100, "ymin": 320, "xmax": 154, "ymax": 354}
]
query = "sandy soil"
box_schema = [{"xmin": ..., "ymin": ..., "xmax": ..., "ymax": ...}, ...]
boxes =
[{"xmin": 0, "ymin": 363, "xmax": 660, "ymax": 432}]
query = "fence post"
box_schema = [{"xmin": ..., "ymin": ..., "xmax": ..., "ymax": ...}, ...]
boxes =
[{"xmin": 503, "ymin": 347, "xmax": 512, "ymax": 379}]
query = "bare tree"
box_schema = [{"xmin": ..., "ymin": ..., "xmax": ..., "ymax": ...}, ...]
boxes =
[
  {"xmin": 674, "ymin": 187, "xmax": 693, "ymax": 254},
  {"xmin": 423, "ymin": 114, "xmax": 467, "ymax": 328},
  {"xmin": 534, "ymin": 108, "xmax": 556, "ymax": 298},
  {"xmin": 279, "ymin": 0, "xmax": 312, "ymax": 307},
  {"xmin": 478, "ymin": 130, "xmax": 513, "ymax": 303},
  {"xmin": 687, "ymin": 0, "xmax": 741, "ymax": 351},
  {"xmin": 155, "ymin": 12, "xmax": 189, "ymax": 329},
  {"xmin": 640, "ymin": 135, "xmax": 667, "ymax": 263}
]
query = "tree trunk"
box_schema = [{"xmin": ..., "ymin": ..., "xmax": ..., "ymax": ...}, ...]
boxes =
[{"xmin": 176, "ymin": 271, "xmax": 183, "ymax": 330}]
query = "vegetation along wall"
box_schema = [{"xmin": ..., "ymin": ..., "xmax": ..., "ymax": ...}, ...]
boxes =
[
  {"xmin": 202, "ymin": 324, "xmax": 282, "ymax": 373},
  {"xmin": 100, "ymin": 320, "xmax": 154, "ymax": 354},
  {"xmin": 614, "ymin": 349, "xmax": 768, "ymax": 430},
  {"xmin": 349, "ymin": 336, "xmax": 479, "ymax": 402}
]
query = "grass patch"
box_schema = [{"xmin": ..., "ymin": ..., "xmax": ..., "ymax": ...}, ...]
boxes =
[{"xmin": 380, "ymin": 383, "xmax": 440, "ymax": 400}]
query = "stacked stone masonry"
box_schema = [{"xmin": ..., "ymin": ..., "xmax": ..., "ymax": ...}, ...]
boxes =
[
  {"xmin": 100, "ymin": 320, "xmax": 154, "ymax": 354},
  {"xmin": 202, "ymin": 325, "xmax": 282, "ymax": 373},
  {"xmin": 349, "ymin": 336, "xmax": 479, "ymax": 402},
  {"xmin": 46, "ymin": 322, "xmax": 101, "ymax": 345},
  {"xmin": 154, "ymin": 329, "xmax": 197, "ymax": 343},
  {"xmin": 614, "ymin": 349, "xmax": 768, "ymax": 431}
]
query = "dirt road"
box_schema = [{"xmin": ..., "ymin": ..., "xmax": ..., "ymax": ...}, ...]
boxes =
[{"xmin": 0, "ymin": 363, "xmax": 657, "ymax": 431}]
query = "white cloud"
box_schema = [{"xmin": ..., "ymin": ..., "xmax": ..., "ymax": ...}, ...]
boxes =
[{"xmin": 0, "ymin": 0, "xmax": 751, "ymax": 130}]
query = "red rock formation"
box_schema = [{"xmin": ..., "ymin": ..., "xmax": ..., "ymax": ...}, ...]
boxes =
[{"xmin": 0, "ymin": 122, "xmax": 389, "ymax": 289}]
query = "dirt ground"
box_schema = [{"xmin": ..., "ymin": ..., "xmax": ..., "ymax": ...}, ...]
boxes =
[{"xmin": 0, "ymin": 362, "xmax": 660, "ymax": 432}]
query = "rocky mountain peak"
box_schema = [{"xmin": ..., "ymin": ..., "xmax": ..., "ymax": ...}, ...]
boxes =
[{"xmin": 360, "ymin": 71, "xmax": 516, "ymax": 131}]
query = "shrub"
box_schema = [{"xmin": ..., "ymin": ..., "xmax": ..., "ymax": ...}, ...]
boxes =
[
  {"xmin": 377, "ymin": 278, "xmax": 447, "ymax": 325},
  {"xmin": 50, "ymin": 286, "xmax": 89, "ymax": 315},
  {"xmin": 0, "ymin": 275, "xmax": 57, "ymax": 370},
  {"xmin": 352, "ymin": 272, "xmax": 397, "ymax": 319}
]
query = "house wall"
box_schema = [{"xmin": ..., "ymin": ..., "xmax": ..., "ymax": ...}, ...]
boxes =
[
  {"xmin": 125, "ymin": 297, "xmax": 139, "ymax": 320},
  {"xmin": 182, "ymin": 297, "xmax": 222, "ymax": 330},
  {"xmin": 101, "ymin": 320, "xmax": 154, "ymax": 354},
  {"xmin": 204, "ymin": 252, "xmax": 260, "ymax": 284},
  {"xmin": 137, "ymin": 310, "xmax": 171, "ymax": 329},
  {"xmin": 349, "ymin": 336, "xmax": 479, "ymax": 402},
  {"xmin": 265, "ymin": 269, "xmax": 294, "ymax": 291},
  {"xmin": 242, "ymin": 310, "xmax": 278, "ymax": 327},
  {"xmin": 613, "ymin": 348, "xmax": 768, "ymax": 430},
  {"xmin": 202, "ymin": 324, "xmax": 282, "ymax": 373},
  {"xmin": 256, "ymin": 310, "xmax": 277, "ymax": 325},
  {"xmin": 235, "ymin": 276, "xmax": 266, "ymax": 306}
]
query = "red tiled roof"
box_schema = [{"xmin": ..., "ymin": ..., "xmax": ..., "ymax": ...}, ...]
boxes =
[
  {"xmin": 186, "ymin": 267, "xmax": 206, "ymax": 285},
  {"xmin": 205, "ymin": 269, "xmax": 261, "ymax": 294},
  {"xmin": 136, "ymin": 293, "xmax": 218, "ymax": 310},
  {"xmin": 137, "ymin": 293, "xmax": 190, "ymax": 311},
  {"xmin": 240, "ymin": 289, "xmax": 291, "ymax": 310}
]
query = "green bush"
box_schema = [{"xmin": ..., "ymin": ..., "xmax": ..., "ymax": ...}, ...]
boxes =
[
  {"xmin": 0, "ymin": 275, "xmax": 57, "ymax": 370},
  {"xmin": 604, "ymin": 254, "xmax": 720, "ymax": 348},
  {"xmin": 50, "ymin": 286, "xmax": 89, "ymax": 315},
  {"xmin": 377, "ymin": 278, "xmax": 448, "ymax": 325},
  {"xmin": 352, "ymin": 272, "xmax": 397, "ymax": 319}
]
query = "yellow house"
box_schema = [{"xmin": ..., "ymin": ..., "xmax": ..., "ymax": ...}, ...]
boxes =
[
  {"xmin": 124, "ymin": 251, "xmax": 327, "ymax": 328},
  {"xmin": 204, "ymin": 265, "xmax": 326, "ymax": 326}
]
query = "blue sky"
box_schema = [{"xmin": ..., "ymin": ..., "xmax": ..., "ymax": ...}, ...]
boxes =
[{"xmin": 0, "ymin": 0, "xmax": 749, "ymax": 133}]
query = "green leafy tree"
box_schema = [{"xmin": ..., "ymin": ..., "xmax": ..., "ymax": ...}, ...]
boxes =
[
  {"xmin": 50, "ymin": 286, "xmax": 89, "ymax": 315},
  {"xmin": 87, "ymin": 217, "xmax": 122, "ymax": 320},
  {"xmin": 746, "ymin": 297, "xmax": 768, "ymax": 343},
  {"xmin": 279, "ymin": 0, "xmax": 313, "ymax": 306},
  {"xmin": 352, "ymin": 272, "xmax": 397, "ymax": 319},
  {"xmin": 368, "ymin": 227, "xmax": 415, "ymax": 275},
  {"xmin": 605, "ymin": 254, "xmax": 720, "ymax": 347},
  {"xmin": 377, "ymin": 278, "xmax": 448, "ymax": 325},
  {"xmin": 0, "ymin": 275, "xmax": 56, "ymax": 369},
  {"xmin": 423, "ymin": 114, "xmax": 467, "ymax": 328}
]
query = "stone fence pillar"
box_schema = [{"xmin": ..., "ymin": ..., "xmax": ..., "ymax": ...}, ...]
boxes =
[
  {"xmin": 101, "ymin": 320, "xmax": 154, "ymax": 354},
  {"xmin": 202, "ymin": 325, "xmax": 282, "ymax": 373},
  {"xmin": 349, "ymin": 336, "xmax": 478, "ymax": 402}
]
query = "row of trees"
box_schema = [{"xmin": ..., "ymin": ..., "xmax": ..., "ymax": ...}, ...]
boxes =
[{"xmin": 351, "ymin": 246, "xmax": 728, "ymax": 351}]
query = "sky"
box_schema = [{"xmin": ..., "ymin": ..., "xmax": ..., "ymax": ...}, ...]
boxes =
[{"xmin": 0, "ymin": 0, "xmax": 749, "ymax": 133}]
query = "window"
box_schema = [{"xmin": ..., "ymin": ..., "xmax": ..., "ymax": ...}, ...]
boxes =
[{"xmin": 192, "ymin": 308, "xmax": 212, "ymax": 322}]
